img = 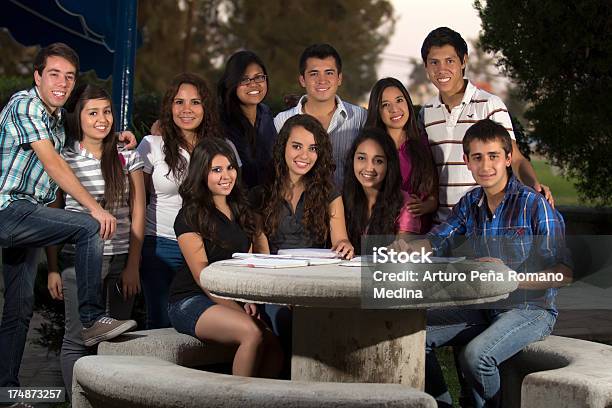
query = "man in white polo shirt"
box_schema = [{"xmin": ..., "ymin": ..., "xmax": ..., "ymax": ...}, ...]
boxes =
[
  {"xmin": 274, "ymin": 43, "xmax": 367, "ymax": 187},
  {"xmin": 419, "ymin": 27, "xmax": 553, "ymax": 224}
]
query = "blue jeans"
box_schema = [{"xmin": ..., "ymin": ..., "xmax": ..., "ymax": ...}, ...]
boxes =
[
  {"xmin": 425, "ymin": 307, "xmax": 556, "ymax": 408},
  {"xmin": 140, "ymin": 235, "xmax": 183, "ymax": 329},
  {"xmin": 0, "ymin": 200, "xmax": 104, "ymax": 386},
  {"xmin": 59, "ymin": 252, "xmax": 134, "ymax": 399},
  {"xmin": 168, "ymin": 294, "xmax": 216, "ymax": 338}
]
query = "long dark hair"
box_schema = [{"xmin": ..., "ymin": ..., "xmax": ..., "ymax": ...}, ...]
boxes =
[
  {"xmin": 342, "ymin": 128, "xmax": 403, "ymax": 251},
  {"xmin": 217, "ymin": 50, "xmax": 268, "ymax": 155},
  {"xmin": 65, "ymin": 84, "xmax": 125, "ymax": 212},
  {"xmin": 262, "ymin": 114, "xmax": 334, "ymax": 243},
  {"xmin": 159, "ymin": 72, "xmax": 220, "ymax": 180},
  {"xmin": 366, "ymin": 77, "xmax": 435, "ymax": 195},
  {"xmin": 178, "ymin": 137, "xmax": 256, "ymax": 246}
]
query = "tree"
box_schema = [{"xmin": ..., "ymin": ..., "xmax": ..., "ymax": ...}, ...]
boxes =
[
  {"xmin": 0, "ymin": 29, "xmax": 37, "ymax": 77},
  {"xmin": 218, "ymin": 0, "xmax": 395, "ymax": 111},
  {"xmin": 475, "ymin": 0, "xmax": 612, "ymax": 204},
  {"xmin": 135, "ymin": 0, "xmax": 225, "ymax": 92}
]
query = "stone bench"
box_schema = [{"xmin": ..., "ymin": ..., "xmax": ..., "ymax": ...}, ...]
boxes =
[
  {"xmin": 72, "ymin": 355, "xmax": 437, "ymax": 408},
  {"xmin": 97, "ymin": 327, "xmax": 235, "ymax": 367},
  {"xmin": 501, "ymin": 335, "xmax": 612, "ymax": 408}
]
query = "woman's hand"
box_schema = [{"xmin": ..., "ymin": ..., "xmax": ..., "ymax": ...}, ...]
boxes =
[
  {"xmin": 405, "ymin": 194, "xmax": 437, "ymax": 216},
  {"xmin": 120, "ymin": 265, "xmax": 141, "ymax": 301},
  {"xmin": 332, "ymin": 239, "xmax": 354, "ymax": 259},
  {"xmin": 243, "ymin": 303, "xmax": 259, "ymax": 317},
  {"xmin": 47, "ymin": 271, "xmax": 63, "ymax": 301}
]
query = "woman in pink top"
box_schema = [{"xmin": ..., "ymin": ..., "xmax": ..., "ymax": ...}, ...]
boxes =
[{"xmin": 365, "ymin": 77, "xmax": 437, "ymax": 233}]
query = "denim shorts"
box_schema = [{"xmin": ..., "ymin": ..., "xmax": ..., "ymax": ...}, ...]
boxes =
[{"xmin": 168, "ymin": 294, "xmax": 216, "ymax": 337}]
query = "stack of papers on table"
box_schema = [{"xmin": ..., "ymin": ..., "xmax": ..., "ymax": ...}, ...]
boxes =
[
  {"xmin": 339, "ymin": 256, "xmax": 375, "ymax": 267},
  {"xmin": 229, "ymin": 249, "xmax": 342, "ymax": 267},
  {"xmin": 277, "ymin": 248, "xmax": 339, "ymax": 258},
  {"xmin": 277, "ymin": 248, "xmax": 342, "ymax": 265},
  {"xmin": 429, "ymin": 256, "xmax": 466, "ymax": 263},
  {"xmin": 219, "ymin": 257, "xmax": 309, "ymax": 268}
]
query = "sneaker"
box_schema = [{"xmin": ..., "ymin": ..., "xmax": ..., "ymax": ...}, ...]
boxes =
[{"xmin": 81, "ymin": 316, "xmax": 137, "ymax": 347}]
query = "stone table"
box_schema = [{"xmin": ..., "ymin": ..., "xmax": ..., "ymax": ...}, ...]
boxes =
[{"xmin": 201, "ymin": 260, "xmax": 517, "ymax": 390}]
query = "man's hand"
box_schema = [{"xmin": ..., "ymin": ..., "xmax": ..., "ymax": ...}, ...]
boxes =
[
  {"xmin": 118, "ymin": 131, "xmax": 138, "ymax": 150},
  {"xmin": 534, "ymin": 183, "xmax": 555, "ymax": 208},
  {"xmin": 389, "ymin": 238, "xmax": 430, "ymax": 254},
  {"xmin": 90, "ymin": 206, "xmax": 116, "ymax": 240}
]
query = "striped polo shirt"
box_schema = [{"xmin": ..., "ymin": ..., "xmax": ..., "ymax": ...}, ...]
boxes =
[
  {"xmin": 274, "ymin": 95, "xmax": 367, "ymax": 187},
  {"xmin": 420, "ymin": 81, "xmax": 515, "ymax": 223},
  {"xmin": 61, "ymin": 141, "xmax": 144, "ymax": 255},
  {"xmin": 0, "ymin": 87, "xmax": 65, "ymax": 210}
]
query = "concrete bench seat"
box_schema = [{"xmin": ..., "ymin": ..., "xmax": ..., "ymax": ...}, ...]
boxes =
[
  {"xmin": 97, "ymin": 327, "xmax": 235, "ymax": 367},
  {"xmin": 502, "ymin": 335, "xmax": 612, "ymax": 408},
  {"xmin": 72, "ymin": 355, "xmax": 436, "ymax": 408}
]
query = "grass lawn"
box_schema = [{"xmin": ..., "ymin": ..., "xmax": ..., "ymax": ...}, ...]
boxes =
[{"xmin": 530, "ymin": 159, "xmax": 593, "ymax": 207}]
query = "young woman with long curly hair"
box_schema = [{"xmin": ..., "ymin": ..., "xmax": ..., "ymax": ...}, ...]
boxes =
[
  {"xmin": 250, "ymin": 114, "xmax": 353, "ymax": 377},
  {"xmin": 253, "ymin": 114, "xmax": 353, "ymax": 257}
]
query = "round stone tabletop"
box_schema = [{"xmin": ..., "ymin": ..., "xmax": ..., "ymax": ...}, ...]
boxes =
[{"xmin": 201, "ymin": 260, "xmax": 518, "ymax": 308}]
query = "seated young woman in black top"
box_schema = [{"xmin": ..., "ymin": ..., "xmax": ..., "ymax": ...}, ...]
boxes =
[
  {"xmin": 168, "ymin": 137, "xmax": 283, "ymax": 378},
  {"xmin": 342, "ymin": 128, "xmax": 415, "ymax": 254}
]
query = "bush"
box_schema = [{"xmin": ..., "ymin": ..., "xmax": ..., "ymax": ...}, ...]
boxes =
[{"xmin": 0, "ymin": 76, "xmax": 31, "ymax": 109}]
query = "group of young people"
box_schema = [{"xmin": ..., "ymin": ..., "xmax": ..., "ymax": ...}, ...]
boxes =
[{"xmin": 0, "ymin": 26, "xmax": 570, "ymax": 408}]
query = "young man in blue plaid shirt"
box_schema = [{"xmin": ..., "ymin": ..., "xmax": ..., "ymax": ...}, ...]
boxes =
[
  {"xmin": 0, "ymin": 43, "xmax": 136, "ymax": 387},
  {"xmin": 398, "ymin": 119, "xmax": 571, "ymax": 407}
]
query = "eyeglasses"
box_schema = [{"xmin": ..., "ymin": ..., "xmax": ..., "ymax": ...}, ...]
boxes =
[{"xmin": 238, "ymin": 74, "xmax": 267, "ymax": 86}]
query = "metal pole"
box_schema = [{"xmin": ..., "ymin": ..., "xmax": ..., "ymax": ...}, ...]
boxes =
[{"xmin": 111, "ymin": 0, "xmax": 138, "ymax": 131}]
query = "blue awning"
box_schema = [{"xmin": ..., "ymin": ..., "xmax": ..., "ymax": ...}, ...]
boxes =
[{"xmin": 0, "ymin": 0, "xmax": 141, "ymax": 129}]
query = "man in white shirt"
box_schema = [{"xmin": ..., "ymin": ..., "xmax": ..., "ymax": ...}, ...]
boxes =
[{"xmin": 274, "ymin": 44, "xmax": 367, "ymax": 187}]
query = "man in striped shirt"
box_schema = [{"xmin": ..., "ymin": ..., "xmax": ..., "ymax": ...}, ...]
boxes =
[
  {"xmin": 419, "ymin": 27, "xmax": 553, "ymax": 224},
  {"xmin": 274, "ymin": 44, "xmax": 367, "ymax": 187},
  {"xmin": 399, "ymin": 119, "xmax": 570, "ymax": 407},
  {"xmin": 0, "ymin": 43, "xmax": 135, "ymax": 387}
]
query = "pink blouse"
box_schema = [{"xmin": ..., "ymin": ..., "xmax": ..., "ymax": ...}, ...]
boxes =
[{"xmin": 396, "ymin": 140, "xmax": 432, "ymax": 234}]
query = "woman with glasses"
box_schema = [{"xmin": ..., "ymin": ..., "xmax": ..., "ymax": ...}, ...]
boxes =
[{"xmin": 217, "ymin": 50, "xmax": 277, "ymax": 189}]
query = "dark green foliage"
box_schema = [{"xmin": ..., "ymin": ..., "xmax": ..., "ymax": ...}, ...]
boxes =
[
  {"xmin": 219, "ymin": 0, "xmax": 395, "ymax": 106},
  {"xmin": 475, "ymin": 0, "xmax": 612, "ymax": 204},
  {"xmin": 131, "ymin": 91, "xmax": 161, "ymax": 141},
  {"xmin": 0, "ymin": 76, "xmax": 31, "ymax": 109}
]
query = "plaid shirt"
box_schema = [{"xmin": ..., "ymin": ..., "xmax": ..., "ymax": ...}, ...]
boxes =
[
  {"xmin": 427, "ymin": 174, "xmax": 567, "ymax": 311},
  {"xmin": 0, "ymin": 87, "xmax": 65, "ymax": 210}
]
